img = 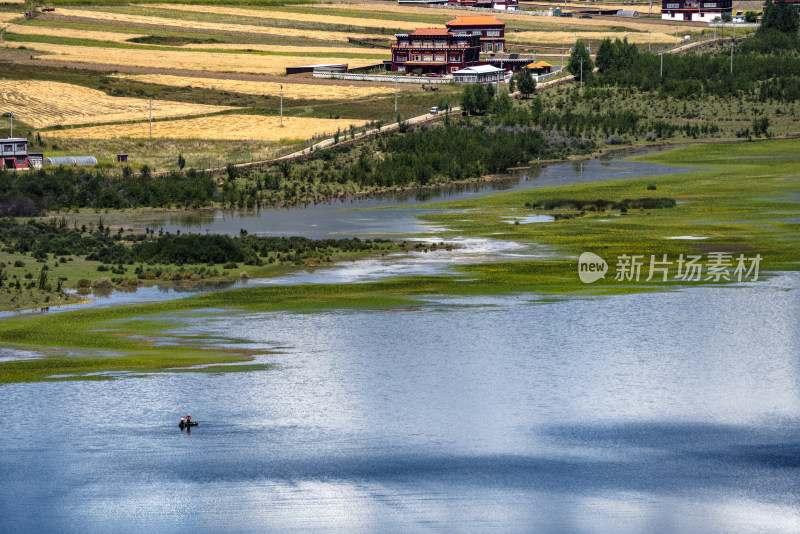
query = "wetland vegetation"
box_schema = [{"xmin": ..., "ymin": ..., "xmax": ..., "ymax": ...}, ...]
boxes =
[{"xmin": 1, "ymin": 138, "xmax": 798, "ymax": 382}]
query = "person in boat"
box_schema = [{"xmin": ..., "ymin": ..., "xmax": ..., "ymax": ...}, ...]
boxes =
[
  {"xmin": 180, "ymin": 417, "xmax": 185, "ymax": 426},
  {"xmin": 186, "ymin": 414, "xmax": 191, "ymax": 423}
]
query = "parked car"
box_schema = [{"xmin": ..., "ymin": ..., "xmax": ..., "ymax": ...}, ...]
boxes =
[
  {"xmin": 579, "ymin": 14, "xmax": 592, "ymax": 18},
  {"xmin": 430, "ymin": 106, "xmax": 439, "ymax": 115},
  {"xmin": 41, "ymin": 7, "xmax": 55, "ymax": 11}
]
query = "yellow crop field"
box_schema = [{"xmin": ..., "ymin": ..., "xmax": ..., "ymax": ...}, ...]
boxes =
[
  {"xmin": 111, "ymin": 74, "xmax": 393, "ymax": 99},
  {"xmin": 49, "ymin": 9, "xmax": 378, "ymax": 42},
  {"xmin": 5, "ymin": 42, "xmax": 380, "ymax": 75},
  {"xmin": 6, "ymin": 24, "xmax": 148, "ymax": 43},
  {"xmin": 183, "ymin": 43, "xmax": 389, "ymax": 56},
  {"xmin": 150, "ymin": 3, "xmax": 425, "ymax": 31},
  {"xmin": 47, "ymin": 114, "xmax": 367, "ymax": 142},
  {"xmin": 516, "ymin": 30, "xmax": 677, "ymax": 45},
  {"xmin": 0, "ymin": 12, "xmax": 23, "ymax": 24},
  {"xmin": 314, "ymin": 2, "xmax": 698, "ymax": 34},
  {"xmin": 0, "ymin": 80, "xmax": 234, "ymax": 128}
]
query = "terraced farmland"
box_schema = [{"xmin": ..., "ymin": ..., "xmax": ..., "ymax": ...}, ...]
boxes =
[{"xmin": 0, "ymin": 79, "xmax": 233, "ymax": 128}]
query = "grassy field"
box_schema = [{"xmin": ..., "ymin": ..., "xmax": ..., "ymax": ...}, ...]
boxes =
[
  {"xmin": 0, "ymin": 0, "xmax": 725, "ymax": 169},
  {"xmin": 1, "ymin": 139, "xmax": 798, "ymax": 383}
]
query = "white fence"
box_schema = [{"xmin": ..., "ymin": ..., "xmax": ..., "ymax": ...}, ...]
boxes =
[{"xmin": 314, "ymin": 72, "xmax": 456, "ymax": 84}]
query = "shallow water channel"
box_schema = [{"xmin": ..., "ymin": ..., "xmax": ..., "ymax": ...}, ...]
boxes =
[{"xmin": 3, "ymin": 152, "xmax": 800, "ymax": 532}]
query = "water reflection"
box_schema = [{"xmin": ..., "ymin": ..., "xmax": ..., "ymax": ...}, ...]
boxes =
[
  {"xmin": 1, "ymin": 273, "xmax": 797, "ymax": 532},
  {"xmin": 150, "ymin": 154, "xmax": 686, "ymax": 239}
]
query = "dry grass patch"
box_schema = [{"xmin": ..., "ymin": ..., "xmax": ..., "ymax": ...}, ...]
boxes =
[
  {"xmin": 516, "ymin": 29, "xmax": 678, "ymax": 45},
  {"xmin": 183, "ymin": 43, "xmax": 389, "ymax": 56},
  {"xmin": 315, "ymin": 3, "xmax": 697, "ymax": 33},
  {"xmin": 111, "ymin": 73, "xmax": 393, "ymax": 99},
  {"xmin": 49, "ymin": 8, "xmax": 377, "ymax": 42},
  {"xmin": 6, "ymin": 23, "xmax": 148, "ymax": 43},
  {"xmin": 151, "ymin": 3, "xmax": 423, "ymax": 31},
  {"xmin": 0, "ymin": 12, "xmax": 23, "ymax": 24},
  {"xmin": 5, "ymin": 42, "xmax": 380, "ymax": 75},
  {"xmin": 47, "ymin": 114, "xmax": 368, "ymax": 141},
  {"xmin": 0, "ymin": 80, "xmax": 234, "ymax": 128}
]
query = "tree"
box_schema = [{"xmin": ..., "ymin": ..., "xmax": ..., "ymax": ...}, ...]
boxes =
[
  {"xmin": 760, "ymin": 0, "xmax": 800, "ymax": 34},
  {"xmin": 38, "ymin": 266, "xmax": 48, "ymax": 291},
  {"xmin": 508, "ymin": 73, "xmax": 517, "ymax": 94},
  {"xmin": 460, "ymin": 84, "xmax": 476, "ymax": 114},
  {"xmin": 472, "ymin": 84, "xmax": 490, "ymax": 114},
  {"xmin": 177, "ymin": 153, "xmax": 185, "ymax": 170},
  {"xmin": 486, "ymin": 82, "xmax": 496, "ymax": 100},
  {"xmin": 517, "ymin": 67, "xmax": 536, "ymax": 99},
  {"xmin": 567, "ymin": 39, "xmax": 594, "ymax": 83},
  {"xmin": 744, "ymin": 10, "xmax": 758, "ymax": 22},
  {"xmin": 720, "ymin": 12, "xmax": 732, "ymax": 22},
  {"xmin": 489, "ymin": 92, "xmax": 513, "ymax": 115}
]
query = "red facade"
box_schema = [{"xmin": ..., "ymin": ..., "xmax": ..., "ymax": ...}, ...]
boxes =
[
  {"xmin": 447, "ymin": 0, "xmax": 518, "ymax": 10},
  {"xmin": 661, "ymin": 0, "xmax": 732, "ymax": 21},
  {"xmin": 0, "ymin": 138, "xmax": 29, "ymax": 170},
  {"xmin": 391, "ymin": 29, "xmax": 481, "ymax": 74},
  {"xmin": 445, "ymin": 16, "xmax": 506, "ymax": 53}
]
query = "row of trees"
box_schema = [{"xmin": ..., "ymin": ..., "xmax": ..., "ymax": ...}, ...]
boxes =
[
  {"xmin": 0, "ymin": 166, "xmax": 218, "ymax": 216},
  {"xmin": 0, "ymin": 217, "xmax": 395, "ymax": 269}
]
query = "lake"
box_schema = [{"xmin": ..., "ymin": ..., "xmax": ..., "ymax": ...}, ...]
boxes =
[
  {"xmin": 1, "ymin": 272, "xmax": 798, "ymax": 533},
  {"xmin": 3, "ymin": 151, "xmax": 798, "ymax": 533}
]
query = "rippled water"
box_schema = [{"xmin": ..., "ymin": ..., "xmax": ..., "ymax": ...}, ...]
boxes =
[
  {"xmin": 152, "ymin": 155, "xmax": 685, "ymax": 238},
  {"xmin": 1, "ymin": 273, "xmax": 799, "ymax": 533}
]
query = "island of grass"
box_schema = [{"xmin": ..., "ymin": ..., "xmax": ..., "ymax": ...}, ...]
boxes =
[{"xmin": 0, "ymin": 139, "xmax": 798, "ymax": 383}]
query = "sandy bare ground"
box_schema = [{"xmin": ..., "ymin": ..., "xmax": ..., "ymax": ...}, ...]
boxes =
[{"xmin": 0, "ymin": 79, "xmax": 233, "ymax": 128}]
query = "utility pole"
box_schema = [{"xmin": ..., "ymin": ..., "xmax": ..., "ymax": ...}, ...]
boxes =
[
  {"xmin": 394, "ymin": 78, "xmax": 398, "ymax": 113},
  {"xmin": 730, "ymin": 41, "xmax": 734, "ymax": 74},
  {"xmin": 280, "ymin": 84, "xmax": 283, "ymax": 127},
  {"xmin": 561, "ymin": 47, "xmax": 564, "ymax": 68},
  {"xmin": 660, "ymin": 51, "xmax": 663, "ymax": 78},
  {"xmin": 675, "ymin": 27, "xmax": 678, "ymax": 47},
  {"xmin": 649, "ymin": 31, "xmax": 651, "ymax": 52},
  {"xmin": 3, "ymin": 112, "xmax": 13, "ymax": 138},
  {"xmin": 579, "ymin": 57, "xmax": 584, "ymax": 94},
  {"xmin": 149, "ymin": 100, "xmax": 152, "ymax": 139}
]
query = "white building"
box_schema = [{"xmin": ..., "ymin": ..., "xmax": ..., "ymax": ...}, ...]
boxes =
[{"xmin": 452, "ymin": 65, "xmax": 506, "ymax": 84}]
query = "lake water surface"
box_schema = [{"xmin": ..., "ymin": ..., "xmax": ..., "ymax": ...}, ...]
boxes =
[
  {"xmin": 2, "ymin": 152, "xmax": 798, "ymax": 533},
  {"xmin": 1, "ymin": 273, "xmax": 799, "ymax": 533}
]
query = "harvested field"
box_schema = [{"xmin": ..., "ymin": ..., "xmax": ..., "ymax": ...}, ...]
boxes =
[
  {"xmin": 5, "ymin": 24, "xmax": 148, "ymax": 43},
  {"xmin": 0, "ymin": 79, "xmax": 234, "ymax": 128},
  {"xmin": 314, "ymin": 2, "xmax": 699, "ymax": 33},
  {"xmin": 47, "ymin": 8, "xmax": 378, "ymax": 42},
  {"xmin": 150, "ymin": 3, "xmax": 427, "ymax": 31},
  {"xmin": 110, "ymin": 73, "xmax": 393, "ymax": 98},
  {"xmin": 3, "ymin": 42, "xmax": 380, "ymax": 75},
  {"xmin": 516, "ymin": 29, "xmax": 677, "ymax": 45},
  {"xmin": 182, "ymin": 43, "xmax": 389, "ymax": 56},
  {"xmin": 0, "ymin": 13, "xmax": 23, "ymax": 24},
  {"xmin": 46, "ymin": 114, "xmax": 368, "ymax": 141}
]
